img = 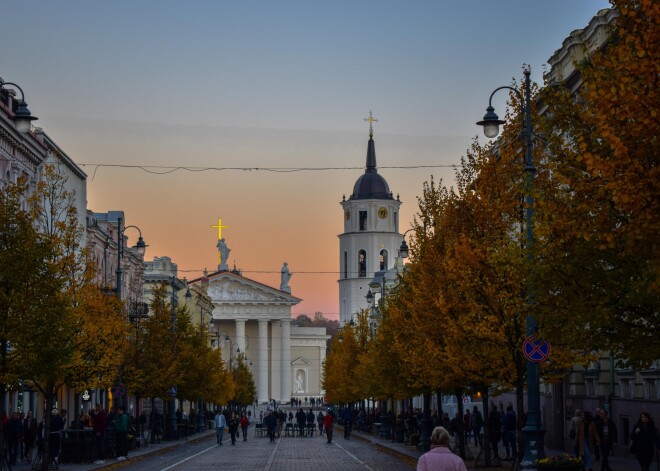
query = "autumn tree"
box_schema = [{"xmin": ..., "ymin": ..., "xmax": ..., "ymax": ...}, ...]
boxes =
[
  {"xmin": 535, "ymin": 0, "xmax": 659, "ymax": 367},
  {"xmin": 230, "ymin": 353, "xmax": 256, "ymax": 409}
]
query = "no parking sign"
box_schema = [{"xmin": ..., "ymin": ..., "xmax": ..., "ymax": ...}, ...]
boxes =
[{"xmin": 522, "ymin": 335, "xmax": 551, "ymax": 363}]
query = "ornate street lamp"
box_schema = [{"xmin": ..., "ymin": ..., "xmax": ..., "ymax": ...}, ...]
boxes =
[
  {"xmin": 477, "ymin": 68, "xmax": 544, "ymax": 465},
  {"xmin": 1, "ymin": 81, "xmax": 38, "ymax": 134},
  {"xmin": 115, "ymin": 217, "xmax": 147, "ymax": 303}
]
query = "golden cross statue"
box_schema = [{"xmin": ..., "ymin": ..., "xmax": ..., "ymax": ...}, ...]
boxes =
[
  {"xmin": 211, "ymin": 217, "xmax": 229, "ymax": 240},
  {"xmin": 364, "ymin": 111, "xmax": 379, "ymax": 137}
]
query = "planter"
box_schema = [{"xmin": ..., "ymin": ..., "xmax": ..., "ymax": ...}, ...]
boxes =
[{"xmin": 537, "ymin": 464, "xmax": 582, "ymax": 471}]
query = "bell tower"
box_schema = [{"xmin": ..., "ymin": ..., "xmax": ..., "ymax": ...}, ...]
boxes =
[{"xmin": 338, "ymin": 114, "xmax": 402, "ymax": 325}]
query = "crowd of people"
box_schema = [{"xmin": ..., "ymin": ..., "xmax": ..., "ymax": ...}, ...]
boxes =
[{"xmin": 570, "ymin": 408, "xmax": 660, "ymax": 471}]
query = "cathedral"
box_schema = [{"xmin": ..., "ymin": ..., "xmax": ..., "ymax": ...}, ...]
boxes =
[{"xmin": 185, "ymin": 249, "xmax": 328, "ymax": 405}]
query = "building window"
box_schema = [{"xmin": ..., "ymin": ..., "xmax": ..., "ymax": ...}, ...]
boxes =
[
  {"xmin": 619, "ymin": 378, "xmax": 632, "ymax": 398},
  {"xmin": 585, "ymin": 379, "xmax": 597, "ymax": 396},
  {"xmin": 359, "ymin": 211, "xmax": 367, "ymax": 231},
  {"xmin": 394, "ymin": 212, "xmax": 398, "ymax": 231},
  {"xmin": 358, "ymin": 250, "xmax": 366, "ymax": 278},
  {"xmin": 643, "ymin": 379, "xmax": 658, "ymax": 400},
  {"xmin": 380, "ymin": 250, "xmax": 388, "ymax": 271},
  {"xmin": 343, "ymin": 251, "xmax": 348, "ymax": 279}
]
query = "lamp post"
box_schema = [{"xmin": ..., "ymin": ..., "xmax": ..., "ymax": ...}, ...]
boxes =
[
  {"xmin": 0, "ymin": 81, "xmax": 38, "ymax": 134},
  {"xmin": 168, "ymin": 276, "xmax": 178, "ymax": 440},
  {"xmin": 398, "ymin": 228, "xmax": 416, "ymax": 260},
  {"xmin": 367, "ymin": 273, "xmax": 391, "ymax": 438},
  {"xmin": 224, "ymin": 334, "xmax": 240, "ymax": 412},
  {"xmin": 185, "ymin": 286, "xmax": 210, "ymax": 433},
  {"xmin": 115, "ymin": 217, "xmax": 147, "ymax": 303},
  {"xmin": 477, "ymin": 68, "xmax": 544, "ymax": 465}
]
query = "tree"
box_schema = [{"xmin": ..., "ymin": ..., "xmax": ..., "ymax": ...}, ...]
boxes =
[
  {"xmin": 231, "ymin": 353, "xmax": 256, "ymax": 408},
  {"xmin": 536, "ymin": 0, "xmax": 659, "ymax": 367}
]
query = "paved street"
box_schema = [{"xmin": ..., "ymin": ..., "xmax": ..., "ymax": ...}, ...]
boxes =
[{"xmin": 112, "ymin": 430, "xmax": 413, "ymax": 471}]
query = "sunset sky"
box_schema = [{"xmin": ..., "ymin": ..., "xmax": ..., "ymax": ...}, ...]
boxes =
[{"xmin": 2, "ymin": 0, "xmax": 610, "ymax": 318}]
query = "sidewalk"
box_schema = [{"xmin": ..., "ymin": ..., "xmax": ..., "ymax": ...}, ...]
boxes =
[
  {"xmin": 10, "ymin": 429, "xmax": 217, "ymax": 471},
  {"xmin": 337, "ymin": 424, "xmax": 643, "ymax": 471}
]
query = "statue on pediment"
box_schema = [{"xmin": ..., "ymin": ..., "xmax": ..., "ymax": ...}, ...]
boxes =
[
  {"xmin": 217, "ymin": 238, "xmax": 230, "ymax": 271},
  {"xmin": 280, "ymin": 262, "xmax": 292, "ymax": 293}
]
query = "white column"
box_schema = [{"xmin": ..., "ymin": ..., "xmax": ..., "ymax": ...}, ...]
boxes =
[
  {"xmin": 235, "ymin": 319, "xmax": 246, "ymax": 353},
  {"xmin": 281, "ymin": 319, "xmax": 292, "ymax": 402},
  {"xmin": 258, "ymin": 319, "xmax": 269, "ymax": 404}
]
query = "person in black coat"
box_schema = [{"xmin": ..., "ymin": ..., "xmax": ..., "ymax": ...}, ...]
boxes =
[
  {"xmin": 488, "ymin": 405, "xmax": 502, "ymax": 459},
  {"xmin": 228, "ymin": 412, "xmax": 240, "ymax": 445},
  {"xmin": 596, "ymin": 410, "xmax": 617, "ymax": 471},
  {"xmin": 630, "ymin": 412, "xmax": 660, "ymax": 471},
  {"xmin": 296, "ymin": 408, "xmax": 306, "ymax": 437},
  {"xmin": 265, "ymin": 411, "xmax": 278, "ymax": 443}
]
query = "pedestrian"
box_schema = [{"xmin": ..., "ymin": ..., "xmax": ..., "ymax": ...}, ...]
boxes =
[
  {"xmin": 50, "ymin": 408, "xmax": 65, "ymax": 464},
  {"xmin": 502, "ymin": 405, "xmax": 517, "ymax": 460},
  {"xmin": 228, "ymin": 412, "xmax": 239, "ymax": 445},
  {"xmin": 214, "ymin": 410, "xmax": 227, "ymax": 445},
  {"xmin": 306, "ymin": 409, "xmax": 315, "ymax": 436},
  {"xmin": 265, "ymin": 411, "xmax": 278, "ymax": 443},
  {"xmin": 114, "ymin": 406, "xmax": 129, "ymax": 461},
  {"xmin": 596, "ymin": 409, "xmax": 617, "ymax": 471},
  {"xmin": 296, "ymin": 408, "xmax": 306, "ymax": 437},
  {"xmin": 569, "ymin": 409, "xmax": 583, "ymax": 457},
  {"xmin": 417, "ymin": 426, "xmax": 468, "ymax": 471},
  {"xmin": 323, "ymin": 410, "xmax": 335, "ymax": 444},
  {"xmin": 6, "ymin": 412, "xmax": 22, "ymax": 465},
  {"xmin": 578, "ymin": 411, "xmax": 600, "ymax": 471},
  {"xmin": 488, "ymin": 404, "xmax": 502, "ymax": 460},
  {"xmin": 22, "ymin": 410, "xmax": 37, "ymax": 463},
  {"xmin": 317, "ymin": 410, "xmax": 325, "ymax": 436},
  {"xmin": 464, "ymin": 409, "xmax": 472, "ymax": 442},
  {"xmin": 288, "ymin": 411, "xmax": 294, "ymax": 423},
  {"xmin": 594, "ymin": 408, "xmax": 603, "ymax": 461},
  {"xmin": 471, "ymin": 405, "xmax": 484, "ymax": 448},
  {"xmin": 91, "ymin": 404, "xmax": 108, "ymax": 464},
  {"xmin": 240, "ymin": 413, "xmax": 249, "ymax": 442},
  {"xmin": 630, "ymin": 412, "xmax": 660, "ymax": 471},
  {"xmin": 343, "ymin": 407, "xmax": 353, "ymax": 439}
]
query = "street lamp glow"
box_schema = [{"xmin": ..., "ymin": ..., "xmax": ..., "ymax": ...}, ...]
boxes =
[{"xmin": 476, "ymin": 105, "xmax": 505, "ymax": 138}]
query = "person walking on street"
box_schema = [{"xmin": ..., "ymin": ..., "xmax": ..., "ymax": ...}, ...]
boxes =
[
  {"xmin": 630, "ymin": 412, "xmax": 660, "ymax": 471},
  {"xmin": 296, "ymin": 408, "xmax": 306, "ymax": 437},
  {"xmin": 214, "ymin": 410, "xmax": 227, "ymax": 445},
  {"xmin": 228, "ymin": 412, "xmax": 240, "ymax": 445},
  {"xmin": 502, "ymin": 405, "xmax": 517, "ymax": 460},
  {"xmin": 317, "ymin": 411, "xmax": 325, "ymax": 436},
  {"xmin": 596, "ymin": 409, "xmax": 617, "ymax": 471},
  {"xmin": 471, "ymin": 405, "xmax": 484, "ymax": 448},
  {"xmin": 240, "ymin": 413, "xmax": 249, "ymax": 442},
  {"xmin": 343, "ymin": 407, "xmax": 353, "ymax": 439},
  {"xmin": 578, "ymin": 411, "xmax": 600, "ymax": 471},
  {"xmin": 265, "ymin": 411, "xmax": 278, "ymax": 443},
  {"xmin": 569, "ymin": 409, "xmax": 583, "ymax": 457},
  {"xmin": 114, "ymin": 406, "xmax": 129, "ymax": 461},
  {"xmin": 91, "ymin": 404, "xmax": 107, "ymax": 464},
  {"xmin": 22, "ymin": 411, "xmax": 37, "ymax": 464},
  {"xmin": 488, "ymin": 405, "xmax": 502, "ymax": 460},
  {"xmin": 323, "ymin": 410, "xmax": 335, "ymax": 444},
  {"xmin": 417, "ymin": 426, "xmax": 468, "ymax": 471}
]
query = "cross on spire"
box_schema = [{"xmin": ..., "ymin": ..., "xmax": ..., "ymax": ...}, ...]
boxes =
[{"xmin": 364, "ymin": 111, "xmax": 379, "ymax": 138}]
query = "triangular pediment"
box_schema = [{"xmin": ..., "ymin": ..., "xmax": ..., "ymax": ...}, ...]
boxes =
[
  {"xmin": 291, "ymin": 357, "xmax": 311, "ymax": 366},
  {"xmin": 205, "ymin": 271, "xmax": 301, "ymax": 305}
]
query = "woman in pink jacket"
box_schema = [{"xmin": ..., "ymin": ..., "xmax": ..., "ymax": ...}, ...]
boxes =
[{"xmin": 417, "ymin": 427, "xmax": 468, "ymax": 471}]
